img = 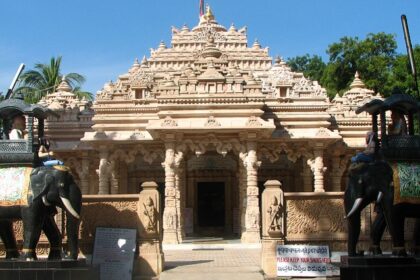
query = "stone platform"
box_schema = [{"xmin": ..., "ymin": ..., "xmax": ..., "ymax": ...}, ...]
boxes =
[
  {"xmin": 340, "ymin": 255, "xmax": 420, "ymax": 280},
  {"xmin": 0, "ymin": 259, "xmax": 99, "ymax": 280}
]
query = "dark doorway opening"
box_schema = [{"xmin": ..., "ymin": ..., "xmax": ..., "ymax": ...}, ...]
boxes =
[{"xmin": 197, "ymin": 182, "xmax": 225, "ymax": 228}]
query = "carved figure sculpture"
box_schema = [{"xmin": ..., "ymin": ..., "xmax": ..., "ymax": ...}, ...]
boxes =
[
  {"xmin": 267, "ymin": 196, "xmax": 282, "ymax": 232},
  {"xmin": 143, "ymin": 197, "xmax": 157, "ymax": 232},
  {"xmin": 0, "ymin": 166, "xmax": 82, "ymax": 260},
  {"xmin": 344, "ymin": 161, "xmax": 420, "ymax": 256}
]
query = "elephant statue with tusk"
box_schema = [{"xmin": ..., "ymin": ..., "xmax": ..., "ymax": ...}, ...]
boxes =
[
  {"xmin": 344, "ymin": 161, "xmax": 420, "ymax": 257},
  {"xmin": 0, "ymin": 165, "xmax": 82, "ymax": 260}
]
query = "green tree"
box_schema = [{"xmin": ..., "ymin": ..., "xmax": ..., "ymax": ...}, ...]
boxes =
[
  {"xmin": 389, "ymin": 45, "xmax": 420, "ymax": 97},
  {"xmin": 72, "ymin": 86, "xmax": 94, "ymax": 101},
  {"xmin": 287, "ymin": 54, "xmax": 326, "ymax": 82},
  {"xmin": 321, "ymin": 33, "xmax": 397, "ymax": 96},
  {"xmin": 16, "ymin": 56, "xmax": 93, "ymax": 103}
]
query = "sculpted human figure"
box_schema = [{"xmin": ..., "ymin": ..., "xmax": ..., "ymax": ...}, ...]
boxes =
[
  {"xmin": 267, "ymin": 196, "xmax": 282, "ymax": 231},
  {"xmin": 9, "ymin": 115, "xmax": 27, "ymax": 140},
  {"xmin": 143, "ymin": 197, "xmax": 157, "ymax": 232},
  {"xmin": 388, "ymin": 109, "xmax": 407, "ymax": 136}
]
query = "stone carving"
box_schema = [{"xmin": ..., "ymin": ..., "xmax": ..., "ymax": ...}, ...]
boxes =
[
  {"xmin": 109, "ymin": 145, "xmax": 164, "ymax": 165},
  {"xmin": 143, "ymin": 197, "xmax": 157, "ymax": 233},
  {"xmin": 97, "ymin": 152, "xmax": 112, "ymax": 194},
  {"xmin": 266, "ymin": 63, "xmax": 294, "ymax": 86},
  {"xmin": 193, "ymin": 25, "xmax": 227, "ymax": 42},
  {"xmin": 245, "ymin": 116, "xmax": 263, "ymax": 127},
  {"xmin": 163, "ymin": 210, "xmax": 176, "ymax": 230},
  {"xmin": 267, "ymin": 196, "xmax": 283, "ymax": 233},
  {"xmin": 161, "ymin": 116, "xmax": 178, "ymax": 127},
  {"xmin": 246, "ymin": 208, "xmax": 260, "ymax": 230},
  {"xmin": 258, "ymin": 143, "xmax": 313, "ymax": 164},
  {"xmin": 307, "ymin": 158, "xmax": 327, "ymax": 174},
  {"xmin": 130, "ymin": 69, "xmax": 154, "ymax": 88},
  {"xmin": 291, "ymin": 77, "xmax": 327, "ymax": 97},
  {"xmin": 315, "ymin": 127, "xmax": 332, "ymax": 137},
  {"xmin": 204, "ymin": 116, "xmax": 221, "ymax": 127},
  {"xmin": 178, "ymin": 135, "xmax": 245, "ymax": 159},
  {"xmin": 130, "ymin": 132, "xmax": 146, "ymax": 140},
  {"xmin": 80, "ymin": 201, "xmax": 139, "ymax": 243},
  {"xmin": 286, "ymin": 199, "xmax": 346, "ymax": 235}
]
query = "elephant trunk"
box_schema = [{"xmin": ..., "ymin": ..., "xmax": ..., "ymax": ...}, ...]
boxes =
[{"xmin": 346, "ymin": 197, "xmax": 363, "ymax": 219}]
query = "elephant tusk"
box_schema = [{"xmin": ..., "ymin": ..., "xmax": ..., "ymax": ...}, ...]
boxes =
[
  {"xmin": 60, "ymin": 196, "xmax": 80, "ymax": 219},
  {"xmin": 376, "ymin": 192, "xmax": 383, "ymax": 204},
  {"xmin": 42, "ymin": 195, "xmax": 51, "ymax": 206},
  {"xmin": 345, "ymin": 198, "xmax": 363, "ymax": 219}
]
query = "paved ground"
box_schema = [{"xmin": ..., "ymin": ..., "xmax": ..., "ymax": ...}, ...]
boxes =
[{"xmin": 160, "ymin": 245, "xmax": 264, "ymax": 280}]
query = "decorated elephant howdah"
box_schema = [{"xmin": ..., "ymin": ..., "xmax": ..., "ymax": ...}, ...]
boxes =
[
  {"xmin": 391, "ymin": 162, "xmax": 420, "ymax": 204},
  {"xmin": 0, "ymin": 165, "xmax": 82, "ymax": 260},
  {"xmin": 344, "ymin": 161, "xmax": 420, "ymax": 256}
]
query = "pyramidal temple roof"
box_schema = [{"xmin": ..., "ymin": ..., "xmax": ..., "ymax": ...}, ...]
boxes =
[
  {"xmin": 42, "ymin": 4, "xmax": 378, "ymax": 151},
  {"xmin": 95, "ymin": 5, "xmax": 329, "ymax": 102}
]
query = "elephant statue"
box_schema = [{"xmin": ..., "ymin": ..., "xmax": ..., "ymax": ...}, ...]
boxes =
[
  {"xmin": 344, "ymin": 161, "xmax": 420, "ymax": 256},
  {"xmin": 0, "ymin": 166, "xmax": 82, "ymax": 260}
]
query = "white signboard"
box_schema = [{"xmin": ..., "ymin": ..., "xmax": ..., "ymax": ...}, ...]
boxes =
[
  {"xmin": 277, "ymin": 245, "xmax": 330, "ymax": 277},
  {"xmin": 92, "ymin": 227, "xmax": 137, "ymax": 280}
]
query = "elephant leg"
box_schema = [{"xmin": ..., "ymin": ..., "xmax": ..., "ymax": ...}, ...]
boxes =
[
  {"xmin": 391, "ymin": 206, "xmax": 407, "ymax": 256},
  {"xmin": 65, "ymin": 215, "xmax": 80, "ymax": 260},
  {"xmin": 369, "ymin": 209, "xmax": 386, "ymax": 255},
  {"xmin": 347, "ymin": 212, "xmax": 362, "ymax": 256},
  {"xmin": 413, "ymin": 219, "xmax": 420, "ymax": 256},
  {"xmin": 0, "ymin": 221, "xmax": 19, "ymax": 259},
  {"xmin": 43, "ymin": 215, "xmax": 62, "ymax": 260},
  {"xmin": 21, "ymin": 206, "xmax": 46, "ymax": 260}
]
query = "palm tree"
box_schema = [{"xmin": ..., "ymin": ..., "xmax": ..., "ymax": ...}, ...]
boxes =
[
  {"xmin": 15, "ymin": 56, "xmax": 93, "ymax": 103},
  {"xmin": 72, "ymin": 86, "xmax": 94, "ymax": 100}
]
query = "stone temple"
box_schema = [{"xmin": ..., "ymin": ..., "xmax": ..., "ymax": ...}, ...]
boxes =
[{"xmin": 40, "ymin": 6, "xmax": 377, "ymax": 244}]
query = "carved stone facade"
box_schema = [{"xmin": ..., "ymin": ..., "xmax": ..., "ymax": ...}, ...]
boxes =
[{"xmin": 41, "ymin": 7, "xmax": 379, "ymax": 243}]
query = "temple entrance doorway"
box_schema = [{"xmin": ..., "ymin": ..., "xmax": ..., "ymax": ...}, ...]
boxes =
[
  {"xmin": 186, "ymin": 153, "xmax": 237, "ymax": 238},
  {"xmin": 197, "ymin": 182, "xmax": 225, "ymax": 235}
]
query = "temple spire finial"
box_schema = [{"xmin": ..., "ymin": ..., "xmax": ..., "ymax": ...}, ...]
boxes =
[
  {"xmin": 205, "ymin": 4, "xmax": 215, "ymax": 21},
  {"xmin": 350, "ymin": 71, "xmax": 366, "ymax": 89},
  {"xmin": 56, "ymin": 75, "xmax": 72, "ymax": 92}
]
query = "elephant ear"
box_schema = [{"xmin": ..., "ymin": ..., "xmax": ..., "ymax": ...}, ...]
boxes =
[{"xmin": 28, "ymin": 169, "xmax": 54, "ymax": 204}]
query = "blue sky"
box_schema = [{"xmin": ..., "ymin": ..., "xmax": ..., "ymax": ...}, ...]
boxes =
[{"xmin": 1, "ymin": 0, "xmax": 419, "ymax": 95}]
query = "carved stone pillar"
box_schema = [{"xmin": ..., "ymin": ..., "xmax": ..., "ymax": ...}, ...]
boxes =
[
  {"xmin": 330, "ymin": 156, "xmax": 342, "ymax": 191},
  {"xmin": 162, "ymin": 141, "xmax": 179, "ymax": 244},
  {"xmin": 119, "ymin": 160, "xmax": 128, "ymax": 193},
  {"xmin": 261, "ymin": 180, "xmax": 284, "ymax": 238},
  {"xmin": 97, "ymin": 148, "xmax": 110, "ymax": 195},
  {"xmin": 330, "ymin": 155, "xmax": 350, "ymax": 192},
  {"xmin": 134, "ymin": 181, "xmax": 163, "ymax": 277},
  {"xmin": 301, "ymin": 157, "xmax": 313, "ymax": 192},
  {"xmin": 175, "ymin": 161, "xmax": 186, "ymax": 242},
  {"xmin": 307, "ymin": 148, "xmax": 327, "ymax": 192},
  {"xmin": 238, "ymin": 163, "xmax": 247, "ymax": 237},
  {"xmin": 80, "ymin": 154, "xmax": 90, "ymax": 194},
  {"xmin": 261, "ymin": 180, "xmax": 285, "ymax": 277},
  {"xmin": 242, "ymin": 141, "xmax": 261, "ymax": 243},
  {"xmin": 110, "ymin": 160, "xmax": 119, "ymax": 194}
]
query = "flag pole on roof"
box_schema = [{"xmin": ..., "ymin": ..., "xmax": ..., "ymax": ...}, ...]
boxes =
[{"xmin": 199, "ymin": 0, "xmax": 205, "ymax": 17}]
